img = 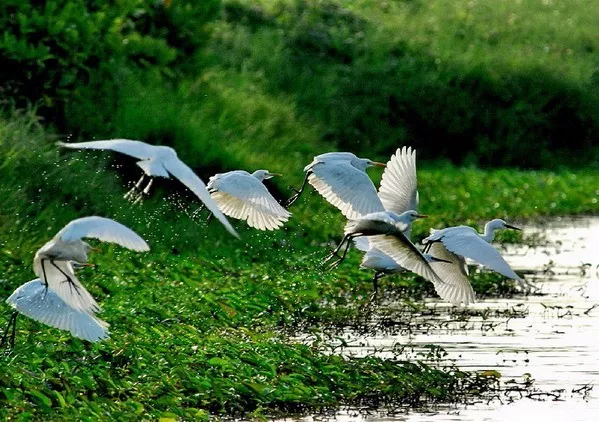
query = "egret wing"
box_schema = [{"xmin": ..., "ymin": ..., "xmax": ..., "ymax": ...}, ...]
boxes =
[
  {"xmin": 210, "ymin": 173, "xmax": 291, "ymax": 231},
  {"xmin": 353, "ymin": 236, "xmax": 371, "ymax": 252},
  {"xmin": 36, "ymin": 260, "xmax": 101, "ymax": 314},
  {"xmin": 162, "ymin": 157, "xmax": 239, "ymax": 238},
  {"xmin": 56, "ymin": 216, "xmax": 149, "ymax": 252},
  {"xmin": 369, "ymin": 233, "xmax": 445, "ymax": 285},
  {"xmin": 427, "ymin": 242, "xmax": 476, "ymax": 305},
  {"xmin": 57, "ymin": 139, "xmax": 156, "ymax": 160},
  {"xmin": 309, "ymin": 161, "xmax": 384, "ymax": 219},
  {"xmin": 7, "ymin": 279, "xmax": 109, "ymax": 342},
  {"xmin": 439, "ymin": 231, "xmax": 522, "ymax": 280},
  {"xmin": 378, "ymin": 146, "xmax": 418, "ymax": 215}
]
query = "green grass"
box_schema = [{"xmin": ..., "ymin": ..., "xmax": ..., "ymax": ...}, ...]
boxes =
[
  {"xmin": 1, "ymin": 0, "xmax": 599, "ymax": 418},
  {"xmin": 0, "ymin": 109, "xmax": 597, "ymax": 418}
]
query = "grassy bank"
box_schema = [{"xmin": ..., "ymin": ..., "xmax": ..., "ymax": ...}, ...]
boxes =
[
  {"xmin": 1, "ymin": 0, "xmax": 598, "ymax": 418},
  {"xmin": 0, "ymin": 111, "xmax": 597, "ymax": 418}
]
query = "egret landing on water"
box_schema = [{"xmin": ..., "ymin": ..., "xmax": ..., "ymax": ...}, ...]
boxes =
[
  {"xmin": 205, "ymin": 170, "xmax": 291, "ymax": 231},
  {"xmin": 0, "ymin": 216, "xmax": 149, "ymax": 351},
  {"xmin": 285, "ymin": 152, "xmax": 386, "ymax": 217},
  {"xmin": 57, "ymin": 139, "xmax": 239, "ymax": 238},
  {"xmin": 423, "ymin": 219, "xmax": 534, "ymax": 292}
]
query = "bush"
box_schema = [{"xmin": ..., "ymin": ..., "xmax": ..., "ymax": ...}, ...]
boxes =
[{"xmin": 0, "ymin": 0, "xmax": 221, "ymax": 126}]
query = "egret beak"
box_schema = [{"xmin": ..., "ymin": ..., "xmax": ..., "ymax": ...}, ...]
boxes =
[
  {"xmin": 504, "ymin": 224, "xmax": 521, "ymax": 231},
  {"xmin": 430, "ymin": 256, "xmax": 452, "ymax": 264},
  {"xmin": 267, "ymin": 172, "xmax": 283, "ymax": 177},
  {"xmin": 416, "ymin": 214, "xmax": 428, "ymax": 219},
  {"xmin": 78, "ymin": 263, "xmax": 96, "ymax": 268},
  {"xmin": 370, "ymin": 161, "xmax": 386, "ymax": 167}
]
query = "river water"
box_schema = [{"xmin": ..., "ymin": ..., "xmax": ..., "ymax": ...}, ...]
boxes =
[{"xmin": 291, "ymin": 216, "xmax": 599, "ymax": 422}]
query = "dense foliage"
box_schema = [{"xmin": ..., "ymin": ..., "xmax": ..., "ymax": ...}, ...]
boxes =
[{"xmin": 0, "ymin": 0, "xmax": 220, "ymax": 126}]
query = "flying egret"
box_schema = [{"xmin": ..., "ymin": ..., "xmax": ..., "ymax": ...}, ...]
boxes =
[
  {"xmin": 57, "ymin": 139, "xmax": 239, "ymax": 238},
  {"xmin": 207, "ymin": 170, "xmax": 291, "ymax": 230},
  {"xmin": 323, "ymin": 210, "xmax": 444, "ymax": 287},
  {"xmin": 34, "ymin": 216, "xmax": 149, "ymax": 312},
  {"xmin": 422, "ymin": 219, "xmax": 530, "ymax": 290},
  {"xmin": 285, "ymin": 152, "xmax": 386, "ymax": 218},
  {"xmin": 1, "ymin": 216, "xmax": 149, "ymax": 349},
  {"xmin": 354, "ymin": 237, "xmax": 475, "ymax": 305},
  {"xmin": 2, "ymin": 276, "xmax": 109, "ymax": 347}
]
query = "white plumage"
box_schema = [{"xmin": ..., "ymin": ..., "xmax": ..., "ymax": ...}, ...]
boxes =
[
  {"xmin": 423, "ymin": 219, "xmax": 523, "ymax": 282},
  {"xmin": 286, "ymin": 152, "xmax": 386, "ymax": 216},
  {"xmin": 34, "ymin": 216, "xmax": 149, "ymax": 313},
  {"xmin": 6, "ymin": 278, "xmax": 109, "ymax": 342},
  {"xmin": 57, "ymin": 139, "xmax": 239, "ymax": 238},
  {"xmin": 208, "ymin": 170, "xmax": 291, "ymax": 231}
]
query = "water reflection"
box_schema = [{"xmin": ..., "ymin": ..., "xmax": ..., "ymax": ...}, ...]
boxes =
[{"xmin": 296, "ymin": 216, "xmax": 599, "ymax": 421}]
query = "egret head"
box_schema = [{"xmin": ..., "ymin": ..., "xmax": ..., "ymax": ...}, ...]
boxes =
[
  {"xmin": 252, "ymin": 170, "xmax": 282, "ymax": 181},
  {"xmin": 489, "ymin": 219, "xmax": 521, "ymax": 231},
  {"xmin": 351, "ymin": 157, "xmax": 386, "ymax": 171},
  {"xmin": 398, "ymin": 210, "xmax": 428, "ymax": 223}
]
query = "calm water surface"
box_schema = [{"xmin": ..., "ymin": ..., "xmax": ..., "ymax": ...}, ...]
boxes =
[{"xmin": 292, "ymin": 216, "xmax": 599, "ymax": 422}]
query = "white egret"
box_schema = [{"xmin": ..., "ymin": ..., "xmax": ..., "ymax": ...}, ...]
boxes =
[
  {"xmin": 285, "ymin": 152, "xmax": 386, "ymax": 218},
  {"xmin": 324, "ymin": 210, "xmax": 444, "ymax": 290},
  {"xmin": 1, "ymin": 216, "xmax": 149, "ymax": 349},
  {"xmin": 422, "ymin": 219, "xmax": 529, "ymax": 289},
  {"xmin": 207, "ymin": 170, "xmax": 291, "ymax": 230},
  {"xmin": 354, "ymin": 237, "xmax": 475, "ymax": 305},
  {"xmin": 354, "ymin": 145, "xmax": 419, "ymax": 267},
  {"xmin": 57, "ymin": 139, "xmax": 239, "ymax": 238},
  {"xmin": 2, "ymin": 276, "xmax": 109, "ymax": 347},
  {"xmin": 34, "ymin": 216, "xmax": 149, "ymax": 313}
]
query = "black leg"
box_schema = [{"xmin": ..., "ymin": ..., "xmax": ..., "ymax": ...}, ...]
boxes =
[
  {"xmin": 0, "ymin": 312, "xmax": 18, "ymax": 353},
  {"xmin": 325, "ymin": 233, "xmax": 360, "ymax": 270},
  {"xmin": 50, "ymin": 260, "xmax": 82, "ymax": 297},
  {"xmin": 322, "ymin": 233, "xmax": 353, "ymax": 264},
  {"xmin": 285, "ymin": 172, "xmax": 310, "ymax": 208}
]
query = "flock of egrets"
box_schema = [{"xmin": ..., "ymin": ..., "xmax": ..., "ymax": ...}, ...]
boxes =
[{"xmin": 0, "ymin": 140, "xmax": 529, "ymax": 349}]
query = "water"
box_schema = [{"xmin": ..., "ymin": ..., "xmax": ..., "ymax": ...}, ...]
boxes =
[{"xmin": 292, "ymin": 216, "xmax": 599, "ymax": 422}]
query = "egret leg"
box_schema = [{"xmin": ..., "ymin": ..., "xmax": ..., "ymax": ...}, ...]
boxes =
[
  {"xmin": 367, "ymin": 271, "xmax": 386, "ymax": 304},
  {"xmin": 0, "ymin": 312, "xmax": 18, "ymax": 352},
  {"xmin": 322, "ymin": 233, "xmax": 353, "ymax": 264},
  {"xmin": 326, "ymin": 234, "xmax": 358, "ymax": 270},
  {"xmin": 133, "ymin": 179, "xmax": 153, "ymax": 205},
  {"xmin": 285, "ymin": 172, "xmax": 310, "ymax": 208},
  {"xmin": 124, "ymin": 174, "xmax": 146, "ymax": 200},
  {"xmin": 50, "ymin": 260, "xmax": 82, "ymax": 297}
]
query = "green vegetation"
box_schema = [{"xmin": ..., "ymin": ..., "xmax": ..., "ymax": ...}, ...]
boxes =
[{"xmin": 1, "ymin": 0, "xmax": 598, "ymax": 418}]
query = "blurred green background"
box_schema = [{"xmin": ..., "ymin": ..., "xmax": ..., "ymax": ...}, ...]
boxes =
[{"xmin": 1, "ymin": 0, "xmax": 598, "ymax": 169}]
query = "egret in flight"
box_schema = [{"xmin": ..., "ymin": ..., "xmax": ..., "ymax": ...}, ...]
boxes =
[
  {"xmin": 2, "ymin": 275, "xmax": 109, "ymax": 348},
  {"xmin": 324, "ymin": 147, "xmax": 422, "ymax": 271},
  {"xmin": 324, "ymin": 210, "xmax": 445, "ymax": 291},
  {"xmin": 207, "ymin": 170, "xmax": 291, "ymax": 230},
  {"xmin": 1, "ymin": 216, "xmax": 149, "ymax": 348},
  {"xmin": 57, "ymin": 139, "xmax": 239, "ymax": 238},
  {"xmin": 285, "ymin": 152, "xmax": 386, "ymax": 217},
  {"xmin": 423, "ymin": 219, "xmax": 530, "ymax": 290}
]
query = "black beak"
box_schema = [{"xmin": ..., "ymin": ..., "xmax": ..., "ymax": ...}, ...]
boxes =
[
  {"xmin": 430, "ymin": 256, "xmax": 452, "ymax": 264},
  {"xmin": 504, "ymin": 223, "xmax": 521, "ymax": 231}
]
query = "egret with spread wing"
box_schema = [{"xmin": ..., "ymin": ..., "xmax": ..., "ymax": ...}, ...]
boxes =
[
  {"xmin": 57, "ymin": 139, "xmax": 239, "ymax": 238},
  {"xmin": 423, "ymin": 219, "xmax": 531, "ymax": 291},
  {"xmin": 207, "ymin": 170, "xmax": 291, "ymax": 231},
  {"xmin": 327, "ymin": 210, "xmax": 444, "ymax": 287},
  {"xmin": 285, "ymin": 152, "xmax": 386, "ymax": 218},
  {"xmin": 1, "ymin": 217, "xmax": 149, "ymax": 350}
]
